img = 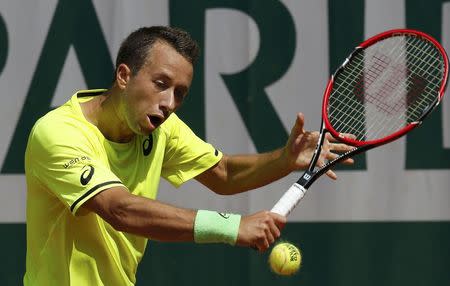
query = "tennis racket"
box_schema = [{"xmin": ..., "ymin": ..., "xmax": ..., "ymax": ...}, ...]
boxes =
[{"xmin": 271, "ymin": 29, "xmax": 449, "ymax": 217}]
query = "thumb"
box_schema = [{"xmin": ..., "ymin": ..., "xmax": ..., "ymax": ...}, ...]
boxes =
[
  {"xmin": 291, "ymin": 113, "xmax": 305, "ymax": 136},
  {"xmin": 289, "ymin": 113, "xmax": 306, "ymax": 154}
]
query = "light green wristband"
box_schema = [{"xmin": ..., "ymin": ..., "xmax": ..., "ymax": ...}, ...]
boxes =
[{"xmin": 194, "ymin": 210, "xmax": 241, "ymax": 245}]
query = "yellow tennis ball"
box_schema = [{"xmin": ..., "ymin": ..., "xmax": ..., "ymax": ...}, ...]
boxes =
[{"xmin": 268, "ymin": 242, "xmax": 302, "ymax": 276}]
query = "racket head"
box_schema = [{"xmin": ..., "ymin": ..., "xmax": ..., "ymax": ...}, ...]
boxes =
[{"xmin": 322, "ymin": 29, "xmax": 449, "ymax": 147}]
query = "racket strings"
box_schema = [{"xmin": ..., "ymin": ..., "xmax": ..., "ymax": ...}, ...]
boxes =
[
  {"xmin": 367, "ymin": 37, "xmax": 438, "ymax": 115},
  {"xmin": 328, "ymin": 38, "xmax": 408, "ymax": 138},
  {"xmin": 331, "ymin": 48, "xmax": 440, "ymax": 139},
  {"xmin": 365, "ymin": 37, "xmax": 441, "ymax": 137},
  {"xmin": 334, "ymin": 36, "xmax": 440, "ymax": 112},
  {"xmin": 332, "ymin": 37, "xmax": 439, "ymax": 126},
  {"xmin": 327, "ymin": 34, "xmax": 444, "ymax": 141}
]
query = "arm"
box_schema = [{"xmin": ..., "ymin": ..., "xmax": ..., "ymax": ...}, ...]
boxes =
[
  {"xmin": 83, "ymin": 186, "xmax": 196, "ymax": 242},
  {"xmin": 196, "ymin": 149, "xmax": 290, "ymax": 195},
  {"xmin": 83, "ymin": 186, "xmax": 286, "ymax": 251},
  {"xmin": 196, "ymin": 113, "xmax": 354, "ymax": 195}
]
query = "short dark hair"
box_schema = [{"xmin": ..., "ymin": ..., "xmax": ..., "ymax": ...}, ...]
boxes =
[{"xmin": 115, "ymin": 26, "xmax": 199, "ymax": 76}]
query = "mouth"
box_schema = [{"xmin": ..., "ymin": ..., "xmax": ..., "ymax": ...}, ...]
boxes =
[{"xmin": 147, "ymin": 115, "xmax": 164, "ymax": 128}]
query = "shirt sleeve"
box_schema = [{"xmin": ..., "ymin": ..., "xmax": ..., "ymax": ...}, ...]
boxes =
[
  {"xmin": 160, "ymin": 114, "xmax": 223, "ymax": 187},
  {"xmin": 26, "ymin": 118, "xmax": 124, "ymax": 215}
]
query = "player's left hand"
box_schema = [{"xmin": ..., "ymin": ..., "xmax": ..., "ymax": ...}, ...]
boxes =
[{"xmin": 284, "ymin": 113, "xmax": 355, "ymax": 179}]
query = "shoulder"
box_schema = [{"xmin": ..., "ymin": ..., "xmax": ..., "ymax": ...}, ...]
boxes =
[
  {"xmin": 159, "ymin": 113, "xmax": 192, "ymax": 136},
  {"xmin": 33, "ymin": 112, "xmax": 78, "ymax": 140},
  {"xmin": 160, "ymin": 113, "xmax": 182, "ymax": 130},
  {"xmin": 29, "ymin": 107, "xmax": 95, "ymax": 152},
  {"xmin": 31, "ymin": 89, "xmax": 107, "ymax": 140}
]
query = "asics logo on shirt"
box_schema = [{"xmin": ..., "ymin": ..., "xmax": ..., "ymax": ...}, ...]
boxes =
[
  {"xmin": 142, "ymin": 134, "xmax": 153, "ymax": 156},
  {"xmin": 80, "ymin": 165, "xmax": 95, "ymax": 185}
]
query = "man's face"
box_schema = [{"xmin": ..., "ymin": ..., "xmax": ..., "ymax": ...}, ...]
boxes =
[{"xmin": 119, "ymin": 41, "xmax": 193, "ymax": 135}]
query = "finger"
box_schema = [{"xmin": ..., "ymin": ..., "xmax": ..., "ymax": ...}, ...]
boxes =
[
  {"xmin": 325, "ymin": 169, "xmax": 337, "ymax": 180},
  {"xmin": 267, "ymin": 218, "xmax": 281, "ymax": 241},
  {"xmin": 341, "ymin": 157, "xmax": 354, "ymax": 165},
  {"xmin": 291, "ymin": 113, "xmax": 306, "ymax": 137},
  {"xmin": 326, "ymin": 132, "xmax": 358, "ymax": 143},
  {"xmin": 340, "ymin": 133, "xmax": 357, "ymax": 140},
  {"xmin": 322, "ymin": 152, "xmax": 354, "ymax": 168},
  {"xmin": 269, "ymin": 212, "xmax": 287, "ymax": 228},
  {"xmin": 265, "ymin": 226, "xmax": 276, "ymax": 245},
  {"xmin": 324, "ymin": 149, "xmax": 355, "ymax": 165},
  {"xmin": 325, "ymin": 149, "xmax": 356, "ymax": 162},
  {"xmin": 325, "ymin": 133, "xmax": 339, "ymax": 143},
  {"xmin": 329, "ymin": 143, "xmax": 356, "ymax": 153},
  {"xmin": 257, "ymin": 237, "xmax": 270, "ymax": 253},
  {"xmin": 324, "ymin": 150, "xmax": 339, "ymax": 161}
]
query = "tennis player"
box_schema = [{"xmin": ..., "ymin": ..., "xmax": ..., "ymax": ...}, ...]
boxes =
[{"xmin": 23, "ymin": 26, "xmax": 353, "ymax": 285}]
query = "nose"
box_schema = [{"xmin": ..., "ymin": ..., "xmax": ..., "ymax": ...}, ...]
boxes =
[{"xmin": 160, "ymin": 90, "xmax": 176, "ymax": 114}]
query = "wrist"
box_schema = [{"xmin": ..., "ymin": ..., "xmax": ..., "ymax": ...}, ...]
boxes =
[
  {"xmin": 279, "ymin": 146, "xmax": 296, "ymax": 173},
  {"xmin": 194, "ymin": 210, "xmax": 241, "ymax": 245}
]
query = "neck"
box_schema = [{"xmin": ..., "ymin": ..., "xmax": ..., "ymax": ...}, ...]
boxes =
[{"xmin": 81, "ymin": 86, "xmax": 135, "ymax": 143}]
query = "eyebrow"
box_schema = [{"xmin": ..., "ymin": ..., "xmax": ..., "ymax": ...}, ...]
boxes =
[
  {"xmin": 152, "ymin": 72, "xmax": 172, "ymax": 81},
  {"xmin": 153, "ymin": 72, "xmax": 190, "ymax": 93}
]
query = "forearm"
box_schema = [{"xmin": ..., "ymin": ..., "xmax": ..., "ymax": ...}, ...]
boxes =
[
  {"xmin": 209, "ymin": 148, "xmax": 292, "ymax": 195},
  {"xmin": 115, "ymin": 197, "xmax": 195, "ymax": 241},
  {"xmin": 84, "ymin": 188, "xmax": 286, "ymax": 251},
  {"xmin": 112, "ymin": 196, "xmax": 286, "ymax": 251},
  {"xmin": 85, "ymin": 188, "xmax": 196, "ymax": 242}
]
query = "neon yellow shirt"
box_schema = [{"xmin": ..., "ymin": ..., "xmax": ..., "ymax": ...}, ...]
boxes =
[{"xmin": 23, "ymin": 89, "xmax": 222, "ymax": 286}]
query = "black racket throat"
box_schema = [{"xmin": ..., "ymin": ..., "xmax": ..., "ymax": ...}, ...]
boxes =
[
  {"xmin": 296, "ymin": 125, "xmax": 369, "ymax": 189},
  {"xmin": 296, "ymin": 122, "xmax": 328, "ymax": 188}
]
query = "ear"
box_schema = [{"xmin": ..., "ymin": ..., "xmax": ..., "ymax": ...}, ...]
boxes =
[{"xmin": 115, "ymin": 63, "xmax": 132, "ymax": 89}]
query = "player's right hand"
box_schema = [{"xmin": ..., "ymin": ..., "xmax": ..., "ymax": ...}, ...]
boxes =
[{"xmin": 236, "ymin": 211, "xmax": 286, "ymax": 252}]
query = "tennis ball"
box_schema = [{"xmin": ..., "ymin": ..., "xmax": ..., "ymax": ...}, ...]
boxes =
[{"xmin": 268, "ymin": 242, "xmax": 301, "ymax": 276}]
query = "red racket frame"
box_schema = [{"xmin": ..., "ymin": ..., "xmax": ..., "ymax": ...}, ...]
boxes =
[{"xmin": 322, "ymin": 29, "xmax": 449, "ymax": 148}]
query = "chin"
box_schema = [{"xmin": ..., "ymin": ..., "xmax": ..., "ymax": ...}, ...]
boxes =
[
  {"xmin": 134, "ymin": 124, "xmax": 153, "ymax": 136},
  {"xmin": 141, "ymin": 127, "xmax": 154, "ymax": 135}
]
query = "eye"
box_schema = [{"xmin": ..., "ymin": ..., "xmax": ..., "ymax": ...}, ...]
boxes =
[
  {"xmin": 174, "ymin": 88, "xmax": 187, "ymax": 102},
  {"xmin": 154, "ymin": 79, "xmax": 167, "ymax": 89}
]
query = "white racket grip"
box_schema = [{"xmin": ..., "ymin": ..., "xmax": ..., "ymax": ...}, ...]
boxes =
[{"xmin": 271, "ymin": 183, "xmax": 307, "ymax": 217}]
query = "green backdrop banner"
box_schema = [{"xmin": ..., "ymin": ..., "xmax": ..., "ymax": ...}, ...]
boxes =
[{"xmin": 2, "ymin": 223, "xmax": 449, "ymax": 285}]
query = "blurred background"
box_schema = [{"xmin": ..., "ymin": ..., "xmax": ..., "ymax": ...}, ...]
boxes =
[{"xmin": 1, "ymin": 0, "xmax": 449, "ymax": 285}]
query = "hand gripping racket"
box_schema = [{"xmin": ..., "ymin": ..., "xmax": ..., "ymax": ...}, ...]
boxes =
[{"xmin": 271, "ymin": 29, "xmax": 449, "ymax": 216}]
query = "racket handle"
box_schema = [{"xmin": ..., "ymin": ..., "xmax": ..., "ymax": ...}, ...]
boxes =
[{"xmin": 271, "ymin": 183, "xmax": 307, "ymax": 217}]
